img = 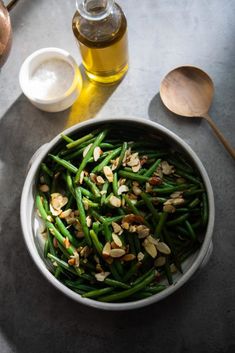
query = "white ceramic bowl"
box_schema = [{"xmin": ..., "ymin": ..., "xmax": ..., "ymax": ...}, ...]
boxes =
[
  {"xmin": 19, "ymin": 47, "xmax": 82, "ymax": 112},
  {"xmin": 20, "ymin": 117, "xmax": 215, "ymax": 310}
]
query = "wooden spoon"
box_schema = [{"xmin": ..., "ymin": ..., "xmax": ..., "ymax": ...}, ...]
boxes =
[{"xmin": 160, "ymin": 66, "xmax": 235, "ymax": 159}]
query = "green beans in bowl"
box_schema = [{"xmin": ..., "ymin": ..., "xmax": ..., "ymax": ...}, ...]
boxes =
[{"xmin": 21, "ymin": 117, "xmax": 214, "ymax": 310}]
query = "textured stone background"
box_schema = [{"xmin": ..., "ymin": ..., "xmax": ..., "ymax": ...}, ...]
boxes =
[{"xmin": 0, "ymin": 1, "xmax": 235, "ymax": 352}]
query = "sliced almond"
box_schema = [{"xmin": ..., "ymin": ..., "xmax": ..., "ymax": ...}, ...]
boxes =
[
  {"xmin": 110, "ymin": 241, "xmax": 120, "ymax": 249},
  {"xmin": 122, "ymin": 221, "xmax": 129, "ymax": 230},
  {"xmin": 137, "ymin": 251, "xmax": 145, "ymax": 262},
  {"xmin": 102, "ymin": 242, "xmax": 111, "ymax": 258},
  {"xmin": 154, "ymin": 256, "xmax": 166, "ymax": 267},
  {"xmin": 63, "ymin": 237, "xmax": 71, "ymax": 249},
  {"xmin": 93, "ymin": 146, "xmax": 102, "ymax": 161},
  {"xmin": 82, "ymin": 143, "xmax": 92, "ymax": 157},
  {"xmin": 170, "ymin": 191, "xmax": 183, "ymax": 199},
  {"xmin": 39, "ymin": 184, "xmax": 49, "ymax": 193},
  {"xmin": 136, "ymin": 225, "xmax": 150, "ymax": 238},
  {"xmin": 96, "ymin": 175, "xmax": 105, "ymax": 185},
  {"xmin": 143, "ymin": 239, "xmax": 157, "ymax": 258},
  {"xmin": 75, "ymin": 231, "xmax": 85, "ymax": 238},
  {"xmin": 103, "ymin": 166, "xmax": 113, "ymax": 182},
  {"xmin": 145, "ymin": 182, "xmax": 153, "ymax": 193},
  {"xmin": 109, "ymin": 195, "xmax": 121, "ymax": 208},
  {"xmin": 122, "ymin": 214, "xmax": 145, "ymax": 225},
  {"xmin": 49, "ymin": 204, "xmax": 62, "ymax": 216},
  {"xmin": 122, "ymin": 254, "xmax": 136, "ymax": 262},
  {"xmin": 132, "ymin": 185, "xmax": 142, "ymax": 196},
  {"xmin": 112, "ymin": 222, "xmax": 123, "ymax": 234},
  {"xmin": 79, "ymin": 170, "xmax": 85, "ymax": 184},
  {"xmin": 171, "ymin": 198, "xmax": 185, "ymax": 206},
  {"xmin": 170, "ymin": 263, "xmax": 177, "ymax": 273},
  {"xmin": 95, "ymin": 271, "xmax": 110, "ymax": 282},
  {"xmin": 161, "ymin": 161, "xmax": 175, "ymax": 175},
  {"xmin": 163, "ymin": 204, "xmax": 176, "ymax": 213},
  {"xmin": 147, "ymin": 235, "xmax": 159, "ymax": 246},
  {"xmin": 80, "ymin": 246, "xmax": 90, "ymax": 258},
  {"xmin": 156, "ymin": 241, "xmax": 171, "ymax": 255},
  {"xmin": 68, "ymin": 258, "xmax": 75, "ymax": 266},
  {"xmin": 60, "ymin": 208, "xmax": 72, "ymax": 219},
  {"xmin": 112, "ymin": 233, "xmax": 122, "ymax": 247},
  {"xmin": 132, "ymin": 161, "xmax": 141, "ymax": 173},
  {"xmin": 89, "ymin": 173, "xmax": 97, "ymax": 183},
  {"xmin": 69, "ymin": 252, "xmax": 80, "ymax": 267},
  {"xmin": 111, "ymin": 157, "xmax": 120, "ymax": 171},
  {"xmin": 109, "ymin": 248, "xmax": 126, "ymax": 258},
  {"xmin": 51, "ymin": 193, "xmax": 68, "ymax": 210},
  {"xmin": 86, "ymin": 215, "xmax": 92, "ymax": 227},
  {"xmin": 117, "ymin": 185, "xmax": 129, "ymax": 195}
]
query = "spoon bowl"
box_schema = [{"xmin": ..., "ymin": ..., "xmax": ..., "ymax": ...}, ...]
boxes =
[{"xmin": 160, "ymin": 66, "xmax": 235, "ymax": 159}]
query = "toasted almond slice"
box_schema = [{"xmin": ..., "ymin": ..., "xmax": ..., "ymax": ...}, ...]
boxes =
[
  {"xmin": 83, "ymin": 143, "xmax": 92, "ymax": 158},
  {"xmin": 70, "ymin": 252, "xmax": 80, "ymax": 267},
  {"xmin": 145, "ymin": 182, "xmax": 153, "ymax": 193},
  {"xmin": 63, "ymin": 237, "xmax": 71, "ymax": 249},
  {"xmin": 103, "ymin": 166, "xmax": 113, "ymax": 182},
  {"xmin": 49, "ymin": 204, "xmax": 62, "ymax": 216},
  {"xmin": 39, "ymin": 184, "xmax": 49, "ymax": 192},
  {"xmin": 95, "ymin": 271, "xmax": 110, "ymax": 282},
  {"xmin": 129, "ymin": 225, "xmax": 137, "ymax": 233},
  {"xmin": 80, "ymin": 246, "xmax": 90, "ymax": 258},
  {"xmin": 110, "ymin": 241, "xmax": 120, "ymax": 249},
  {"xmin": 171, "ymin": 198, "xmax": 185, "ymax": 206},
  {"xmin": 112, "ymin": 233, "xmax": 122, "ymax": 247},
  {"xmin": 143, "ymin": 239, "xmax": 157, "ymax": 258},
  {"xmin": 96, "ymin": 175, "xmax": 105, "ymax": 184},
  {"xmin": 161, "ymin": 161, "xmax": 175, "ymax": 175},
  {"xmin": 137, "ymin": 251, "xmax": 145, "ymax": 261},
  {"xmin": 75, "ymin": 231, "xmax": 85, "ymax": 238},
  {"xmin": 51, "ymin": 193, "xmax": 68, "ymax": 210},
  {"xmin": 109, "ymin": 248, "xmax": 126, "ymax": 258},
  {"xmin": 132, "ymin": 161, "xmax": 141, "ymax": 173},
  {"xmin": 121, "ymin": 221, "xmax": 129, "ymax": 230},
  {"xmin": 60, "ymin": 208, "xmax": 72, "ymax": 219},
  {"xmin": 68, "ymin": 258, "xmax": 75, "ymax": 266},
  {"xmin": 112, "ymin": 222, "xmax": 122, "ymax": 234},
  {"xmin": 154, "ymin": 256, "xmax": 166, "ymax": 267},
  {"xmin": 122, "ymin": 254, "xmax": 136, "ymax": 262},
  {"xmin": 117, "ymin": 185, "xmax": 129, "ymax": 195},
  {"xmin": 136, "ymin": 225, "xmax": 150, "ymax": 238},
  {"xmin": 111, "ymin": 157, "xmax": 120, "ymax": 171},
  {"xmin": 132, "ymin": 185, "xmax": 142, "ymax": 196},
  {"xmin": 156, "ymin": 241, "xmax": 171, "ymax": 255},
  {"xmin": 170, "ymin": 191, "xmax": 183, "ymax": 199},
  {"xmin": 109, "ymin": 195, "xmax": 121, "ymax": 208},
  {"xmin": 170, "ymin": 263, "xmax": 177, "ymax": 273},
  {"xmin": 79, "ymin": 170, "xmax": 85, "ymax": 184},
  {"xmin": 147, "ymin": 235, "xmax": 159, "ymax": 246},
  {"xmin": 105, "ymin": 257, "xmax": 113, "ymax": 265},
  {"xmin": 93, "ymin": 146, "xmax": 102, "ymax": 162},
  {"xmin": 86, "ymin": 215, "xmax": 92, "ymax": 227},
  {"xmin": 102, "ymin": 242, "xmax": 111, "ymax": 258},
  {"xmin": 163, "ymin": 204, "xmax": 176, "ymax": 213}
]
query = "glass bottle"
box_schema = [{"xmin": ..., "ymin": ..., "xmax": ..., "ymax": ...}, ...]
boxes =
[{"xmin": 72, "ymin": 0, "xmax": 128, "ymax": 84}]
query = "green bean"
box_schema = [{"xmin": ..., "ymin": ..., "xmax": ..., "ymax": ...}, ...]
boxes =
[
  {"xmin": 66, "ymin": 129, "xmax": 100, "ymax": 149},
  {"xmin": 112, "ymin": 172, "xmax": 119, "ymax": 197},
  {"xmin": 92, "ymin": 146, "xmax": 122, "ymax": 173},
  {"xmin": 146, "ymin": 284, "xmax": 166, "ymax": 294},
  {"xmin": 46, "ymin": 221, "xmax": 75, "ymax": 256},
  {"xmin": 175, "ymin": 170, "xmax": 201, "ymax": 185},
  {"xmin": 36, "ymin": 194, "xmax": 48, "ymax": 221},
  {"xmin": 119, "ymin": 170, "xmax": 149, "ymax": 183},
  {"xmin": 74, "ymin": 187, "xmax": 91, "ymax": 246},
  {"xmin": 41, "ymin": 162, "xmax": 53, "ymax": 178},
  {"xmin": 153, "ymin": 184, "xmax": 189, "ymax": 194},
  {"xmin": 103, "ymin": 222, "xmax": 112, "ymax": 242},
  {"xmin": 55, "ymin": 216, "xmax": 80, "ymax": 247},
  {"xmin": 131, "ymin": 268, "xmax": 154, "ymax": 286},
  {"xmin": 47, "ymin": 253, "xmax": 78, "ymax": 275},
  {"xmin": 90, "ymin": 209, "xmax": 106, "ymax": 223},
  {"xmin": 83, "ymin": 176, "xmax": 101, "ymax": 198},
  {"xmin": 54, "ymin": 266, "xmax": 62, "ymax": 278},
  {"xmin": 49, "ymin": 154, "xmax": 78, "ymax": 174},
  {"xmin": 43, "ymin": 238, "xmax": 49, "ymax": 258},
  {"xmin": 184, "ymin": 220, "xmax": 196, "ymax": 241},
  {"xmin": 80, "ymin": 187, "xmax": 95, "ymax": 199},
  {"xmin": 188, "ymin": 198, "xmax": 200, "ymax": 209},
  {"xmin": 166, "ymin": 213, "xmax": 189, "ymax": 226},
  {"xmin": 90, "ymin": 230, "xmax": 103, "ymax": 255},
  {"xmin": 184, "ymin": 188, "xmax": 205, "ymax": 197},
  {"xmin": 104, "ymin": 278, "xmax": 130, "ymax": 289},
  {"xmin": 101, "ymin": 181, "xmax": 109, "ymax": 206},
  {"xmin": 155, "ymin": 212, "xmax": 168, "ymax": 238},
  {"xmin": 143, "ymin": 158, "xmax": 161, "ymax": 177},
  {"xmin": 116, "ymin": 141, "xmax": 128, "ymax": 169},
  {"xmin": 75, "ymin": 130, "xmax": 108, "ymax": 183},
  {"xmin": 61, "ymin": 134, "xmax": 74, "ymax": 143},
  {"xmin": 140, "ymin": 192, "xmax": 159, "ymax": 225},
  {"xmin": 82, "ymin": 287, "xmax": 114, "ymax": 298},
  {"xmin": 123, "ymin": 195, "xmax": 141, "ymax": 216},
  {"xmin": 109, "ymin": 263, "xmax": 123, "ymax": 282},
  {"xmin": 164, "ymin": 258, "xmax": 173, "ymax": 285},
  {"xmin": 123, "ymin": 262, "xmax": 139, "ymax": 282},
  {"xmin": 99, "ymin": 270, "xmax": 155, "ymax": 302}
]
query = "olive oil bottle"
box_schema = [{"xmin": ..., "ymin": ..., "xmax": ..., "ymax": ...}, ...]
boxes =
[{"xmin": 72, "ymin": 0, "xmax": 128, "ymax": 84}]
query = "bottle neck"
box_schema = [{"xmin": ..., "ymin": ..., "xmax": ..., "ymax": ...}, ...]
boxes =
[{"xmin": 76, "ymin": 0, "xmax": 114, "ymax": 21}]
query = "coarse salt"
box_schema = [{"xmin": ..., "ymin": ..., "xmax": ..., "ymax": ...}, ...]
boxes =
[{"xmin": 29, "ymin": 59, "xmax": 74, "ymax": 100}]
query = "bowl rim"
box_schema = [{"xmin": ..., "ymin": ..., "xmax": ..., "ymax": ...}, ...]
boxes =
[{"xmin": 20, "ymin": 116, "xmax": 215, "ymax": 311}]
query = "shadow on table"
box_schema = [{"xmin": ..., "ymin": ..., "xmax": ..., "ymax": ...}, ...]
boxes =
[
  {"xmin": 148, "ymin": 93, "xmax": 202, "ymax": 139},
  {"xmin": 0, "ymin": 91, "xmax": 208, "ymax": 353}
]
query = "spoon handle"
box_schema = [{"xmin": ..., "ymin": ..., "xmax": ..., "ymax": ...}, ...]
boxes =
[{"xmin": 203, "ymin": 113, "xmax": 235, "ymax": 160}]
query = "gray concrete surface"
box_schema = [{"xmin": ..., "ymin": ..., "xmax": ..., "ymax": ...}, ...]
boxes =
[{"xmin": 0, "ymin": 0, "xmax": 235, "ymax": 352}]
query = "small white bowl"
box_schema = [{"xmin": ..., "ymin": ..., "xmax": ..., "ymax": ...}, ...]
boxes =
[
  {"xmin": 19, "ymin": 47, "xmax": 82, "ymax": 112},
  {"xmin": 20, "ymin": 117, "xmax": 215, "ymax": 310}
]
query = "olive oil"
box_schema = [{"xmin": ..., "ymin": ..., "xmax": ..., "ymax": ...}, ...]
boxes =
[{"xmin": 72, "ymin": 1, "xmax": 128, "ymax": 84}]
